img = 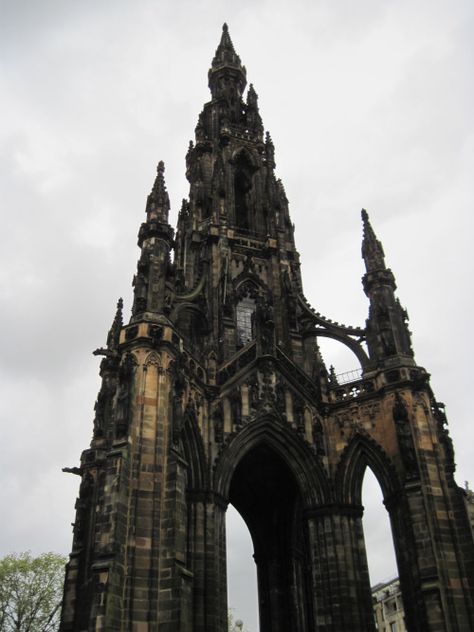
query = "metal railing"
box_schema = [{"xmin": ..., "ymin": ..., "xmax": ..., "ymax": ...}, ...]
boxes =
[{"xmin": 335, "ymin": 368, "xmax": 363, "ymax": 384}]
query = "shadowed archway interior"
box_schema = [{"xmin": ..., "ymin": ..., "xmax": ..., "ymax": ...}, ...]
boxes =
[{"xmin": 229, "ymin": 444, "xmax": 310, "ymax": 632}]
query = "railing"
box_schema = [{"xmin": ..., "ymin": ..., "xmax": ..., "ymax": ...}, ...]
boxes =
[{"xmin": 335, "ymin": 368, "xmax": 363, "ymax": 384}]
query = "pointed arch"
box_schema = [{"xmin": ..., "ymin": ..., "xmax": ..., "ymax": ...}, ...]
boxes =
[
  {"xmin": 232, "ymin": 149, "xmax": 258, "ymax": 231},
  {"xmin": 315, "ymin": 329, "xmax": 370, "ymax": 370},
  {"xmin": 335, "ymin": 431, "xmax": 401, "ymax": 505},
  {"xmin": 233, "ymin": 274, "xmax": 264, "ymax": 298},
  {"xmin": 171, "ymin": 302, "xmax": 209, "ymax": 353},
  {"xmin": 213, "ymin": 414, "xmax": 329, "ymax": 507},
  {"xmin": 231, "ymin": 147, "xmax": 259, "ymax": 171},
  {"xmin": 144, "ymin": 351, "xmax": 162, "ymax": 368}
]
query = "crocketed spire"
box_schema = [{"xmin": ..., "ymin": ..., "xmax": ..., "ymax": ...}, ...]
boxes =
[
  {"xmin": 361, "ymin": 208, "xmax": 386, "ymax": 273},
  {"xmin": 146, "ymin": 161, "xmax": 170, "ymax": 222},
  {"xmin": 208, "ymin": 23, "xmax": 247, "ymax": 98}
]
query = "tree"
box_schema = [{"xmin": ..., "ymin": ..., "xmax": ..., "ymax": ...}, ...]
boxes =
[{"xmin": 0, "ymin": 552, "xmax": 66, "ymax": 632}]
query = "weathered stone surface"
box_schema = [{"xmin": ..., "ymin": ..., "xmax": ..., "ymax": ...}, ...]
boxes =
[{"xmin": 60, "ymin": 24, "xmax": 474, "ymax": 632}]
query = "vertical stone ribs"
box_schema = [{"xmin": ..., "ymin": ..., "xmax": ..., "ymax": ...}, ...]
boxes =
[{"xmin": 60, "ymin": 24, "xmax": 474, "ymax": 632}]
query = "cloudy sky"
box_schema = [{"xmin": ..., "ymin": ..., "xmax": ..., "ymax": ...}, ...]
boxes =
[{"xmin": 1, "ymin": 1, "xmax": 473, "ymax": 629}]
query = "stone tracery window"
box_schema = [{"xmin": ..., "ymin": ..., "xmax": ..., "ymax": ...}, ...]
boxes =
[{"xmin": 236, "ymin": 295, "xmax": 256, "ymax": 347}]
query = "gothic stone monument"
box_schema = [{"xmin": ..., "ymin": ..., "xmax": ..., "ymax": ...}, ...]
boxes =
[{"xmin": 60, "ymin": 24, "xmax": 474, "ymax": 632}]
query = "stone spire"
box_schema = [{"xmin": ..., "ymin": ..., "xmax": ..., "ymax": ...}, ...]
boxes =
[
  {"xmin": 361, "ymin": 208, "xmax": 387, "ymax": 273},
  {"xmin": 361, "ymin": 209, "xmax": 396, "ymax": 295},
  {"xmin": 208, "ymin": 23, "xmax": 247, "ymax": 99},
  {"xmin": 361, "ymin": 209, "xmax": 413, "ymax": 365},
  {"xmin": 132, "ymin": 162, "xmax": 174, "ymax": 318},
  {"xmin": 146, "ymin": 160, "xmax": 170, "ymax": 223},
  {"xmin": 246, "ymin": 83, "xmax": 263, "ymax": 137}
]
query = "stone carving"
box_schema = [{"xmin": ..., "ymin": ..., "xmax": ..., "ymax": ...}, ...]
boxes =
[
  {"xmin": 115, "ymin": 353, "xmax": 135, "ymax": 437},
  {"xmin": 213, "ymin": 402, "xmax": 224, "ymax": 444},
  {"xmin": 72, "ymin": 471, "xmax": 94, "ymax": 550},
  {"xmin": 293, "ymin": 395, "xmax": 305, "ymax": 435},
  {"xmin": 312, "ymin": 416, "xmax": 325, "ymax": 456},
  {"xmin": 247, "ymin": 377, "xmax": 260, "ymax": 415},
  {"xmin": 229, "ymin": 388, "xmax": 242, "ymax": 426},
  {"xmin": 433, "ymin": 401, "xmax": 455, "ymax": 475},
  {"xmin": 149, "ymin": 324, "xmax": 163, "ymax": 347},
  {"xmin": 255, "ymin": 298, "xmax": 275, "ymax": 354},
  {"xmin": 93, "ymin": 387, "xmax": 107, "ymax": 438},
  {"xmin": 393, "ymin": 393, "xmax": 418, "ymax": 477}
]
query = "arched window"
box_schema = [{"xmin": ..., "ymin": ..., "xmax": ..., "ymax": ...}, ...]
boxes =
[
  {"xmin": 236, "ymin": 296, "xmax": 256, "ymax": 347},
  {"xmin": 234, "ymin": 153, "xmax": 253, "ymax": 230}
]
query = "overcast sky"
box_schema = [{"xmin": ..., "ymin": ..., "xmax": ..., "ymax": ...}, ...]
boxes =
[{"xmin": 1, "ymin": 1, "xmax": 473, "ymax": 630}]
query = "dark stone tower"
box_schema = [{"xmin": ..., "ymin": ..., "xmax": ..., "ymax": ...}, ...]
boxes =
[{"xmin": 60, "ymin": 25, "xmax": 474, "ymax": 632}]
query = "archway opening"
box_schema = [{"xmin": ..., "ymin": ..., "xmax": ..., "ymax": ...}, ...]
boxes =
[
  {"xmin": 362, "ymin": 467, "xmax": 405, "ymax": 631},
  {"xmin": 234, "ymin": 153, "xmax": 253, "ymax": 231},
  {"xmin": 226, "ymin": 505, "xmax": 259, "ymax": 631},
  {"xmin": 227, "ymin": 443, "xmax": 309, "ymax": 632},
  {"xmin": 317, "ymin": 336, "xmax": 363, "ymax": 383}
]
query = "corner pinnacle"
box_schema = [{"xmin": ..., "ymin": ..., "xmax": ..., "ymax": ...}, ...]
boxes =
[
  {"xmin": 147, "ymin": 160, "xmax": 170, "ymax": 220},
  {"xmin": 361, "ymin": 208, "xmax": 386, "ymax": 272}
]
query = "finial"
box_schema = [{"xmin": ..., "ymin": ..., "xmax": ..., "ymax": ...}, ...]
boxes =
[
  {"xmin": 179, "ymin": 198, "xmax": 190, "ymax": 220},
  {"xmin": 147, "ymin": 159, "xmax": 170, "ymax": 220},
  {"xmin": 265, "ymin": 131, "xmax": 275, "ymax": 168}
]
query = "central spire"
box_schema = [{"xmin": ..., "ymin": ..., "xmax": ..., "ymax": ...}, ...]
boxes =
[{"xmin": 208, "ymin": 23, "xmax": 247, "ymax": 99}]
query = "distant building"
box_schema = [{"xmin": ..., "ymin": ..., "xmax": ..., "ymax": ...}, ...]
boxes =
[
  {"xmin": 372, "ymin": 489, "xmax": 474, "ymax": 631},
  {"xmin": 372, "ymin": 578, "xmax": 406, "ymax": 632}
]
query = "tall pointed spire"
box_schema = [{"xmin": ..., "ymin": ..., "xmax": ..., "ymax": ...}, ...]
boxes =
[
  {"xmin": 146, "ymin": 160, "xmax": 170, "ymax": 223},
  {"xmin": 361, "ymin": 208, "xmax": 386, "ymax": 273},
  {"xmin": 361, "ymin": 209, "xmax": 413, "ymax": 364},
  {"xmin": 210, "ymin": 23, "xmax": 243, "ymax": 72},
  {"xmin": 208, "ymin": 23, "xmax": 246, "ymax": 99}
]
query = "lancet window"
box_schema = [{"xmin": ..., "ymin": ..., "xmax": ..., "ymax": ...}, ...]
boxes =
[{"xmin": 236, "ymin": 295, "xmax": 256, "ymax": 347}]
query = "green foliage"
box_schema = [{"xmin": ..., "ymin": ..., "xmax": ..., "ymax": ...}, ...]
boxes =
[
  {"xmin": 228, "ymin": 608, "xmax": 248, "ymax": 631},
  {"xmin": 0, "ymin": 552, "xmax": 66, "ymax": 632}
]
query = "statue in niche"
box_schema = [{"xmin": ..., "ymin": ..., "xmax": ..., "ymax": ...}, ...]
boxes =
[
  {"xmin": 213, "ymin": 403, "xmax": 224, "ymax": 443},
  {"xmin": 115, "ymin": 354, "xmax": 135, "ymax": 437},
  {"xmin": 312, "ymin": 417, "xmax": 325, "ymax": 456},
  {"xmin": 275, "ymin": 381, "xmax": 286, "ymax": 415},
  {"xmin": 133, "ymin": 255, "xmax": 149, "ymax": 314},
  {"xmin": 72, "ymin": 471, "xmax": 94, "ymax": 549},
  {"xmin": 393, "ymin": 392, "xmax": 418, "ymax": 476},
  {"xmin": 93, "ymin": 387, "xmax": 106, "ymax": 438},
  {"xmin": 255, "ymin": 298, "xmax": 275, "ymax": 354},
  {"xmin": 229, "ymin": 389, "xmax": 242, "ymax": 426},
  {"xmin": 248, "ymin": 379, "xmax": 260, "ymax": 415},
  {"xmin": 434, "ymin": 402, "xmax": 455, "ymax": 474},
  {"xmin": 293, "ymin": 397, "xmax": 305, "ymax": 435}
]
